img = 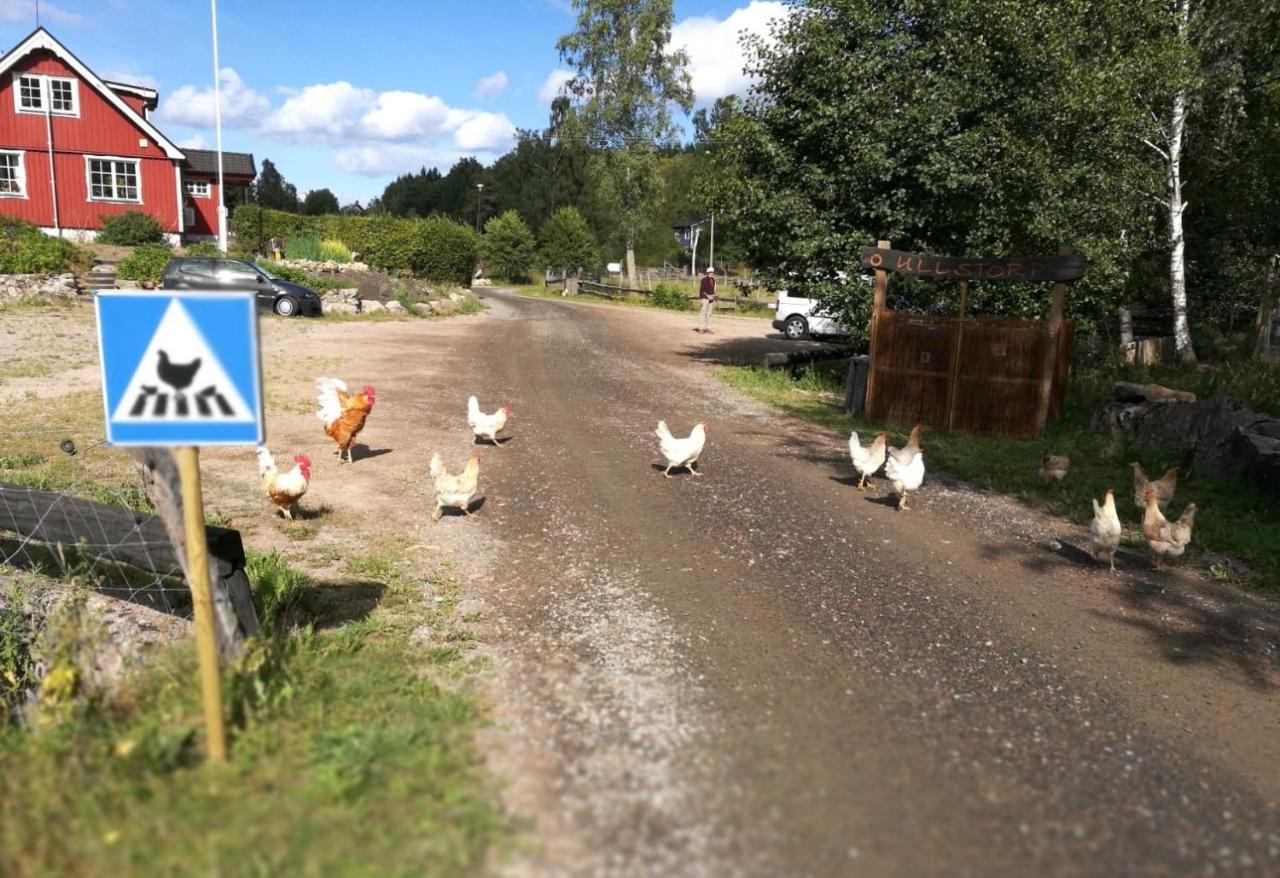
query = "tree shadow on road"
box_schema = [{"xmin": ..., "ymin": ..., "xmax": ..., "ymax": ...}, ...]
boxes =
[{"xmin": 676, "ymin": 333, "xmax": 846, "ymax": 366}]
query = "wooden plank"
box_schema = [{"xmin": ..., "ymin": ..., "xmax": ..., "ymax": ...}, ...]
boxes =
[
  {"xmin": 1034, "ymin": 246, "xmax": 1072, "ymax": 434},
  {"xmin": 864, "ymin": 239, "xmax": 891, "ymax": 417},
  {"xmin": 860, "ymin": 247, "xmax": 1087, "ymax": 283}
]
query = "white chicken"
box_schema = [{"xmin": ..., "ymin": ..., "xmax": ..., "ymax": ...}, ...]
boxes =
[
  {"xmin": 1089, "ymin": 489, "xmax": 1123, "ymax": 572},
  {"xmin": 655, "ymin": 420, "xmax": 707, "ymax": 478},
  {"xmin": 467, "ymin": 395, "xmax": 511, "ymax": 445},
  {"xmin": 428, "ymin": 453, "xmax": 480, "ymax": 521},
  {"xmin": 849, "ymin": 431, "xmax": 889, "ymax": 491},
  {"xmin": 256, "ymin": 446, "xmax": 311, "ymax": 520},
  {"xmin": 884, "ymin": 424, "xmax": 925, "ymax": 511}
]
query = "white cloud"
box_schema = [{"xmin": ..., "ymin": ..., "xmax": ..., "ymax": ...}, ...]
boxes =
[
  {"xmin": 178, "ymin": 134, "xmax": 207, "ymax": 149},
  {"xmin": 0, "ymin": 0, "xmax": 82, "ymax": 25},
  {"xmin": 359, "ymin": 90, "xmax": 453, "ymax": 141},
  {"xmin": 538, "ymin": 69, "xmax": 573, "ymax": 105},
  {"xmin": 452, "ymin": 112, "xmax": 516, "ymax": 151},
  {"xmin": 475, "ymin": 70, "xmax": 508, "ymax": 100},
  {"xmin": 156, "ymin": 67, "xmax": 270, "ymax": 128},
  {"xmin": 671, "ymin": 0, "xmax": 788, "ymax": 105},
  {"xmin": 262, "ymin": 81, "xmax": 374, "ymax": 138}
]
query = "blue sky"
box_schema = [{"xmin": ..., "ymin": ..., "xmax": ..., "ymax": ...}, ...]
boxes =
[{"xmin": 0, "ymin": 0, "xmax": 786, "ymax": 203}]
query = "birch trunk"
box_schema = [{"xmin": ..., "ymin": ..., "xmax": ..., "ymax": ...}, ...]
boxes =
[
  {"xmin": 1253, "ymin": 255, "xmax": 1279, "ymax": 359},
  {"xmin": 625, "ymin": 239, "xmax": 639, "ymax": 289},
  {"xmin": 1169, "ymin": 0, "xmax": 1197, "ymax": 364}
]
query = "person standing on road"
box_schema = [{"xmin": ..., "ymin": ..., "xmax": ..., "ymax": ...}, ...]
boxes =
[{"xmin": 697, "ymin": 267, "xmax": 717, "ymax": 334}]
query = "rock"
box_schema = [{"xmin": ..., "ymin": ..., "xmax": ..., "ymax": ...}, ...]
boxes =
[
  {"xmin": 412, "ymin": 302, "xmax": 434, "ymax": 316},
  {"xmin": 431, "ymin": 299, "xmax": 457, "ymax": 315},
  {"xmin": 409, "ymin": 624, "xmax": 436, "ymax": 646},
  {"xmin": 322, "ymin": 301, "xmax": 359, "ymax": 315},
  {"xmin": 455, "ymin": 597, "xmax": 484, "ymax": 618},
  {"xmin": 385, "ymin": 300, "xmax": 406, "ymax": 312},
  {"xmin": 361, "ymin": 299, "xmax": 386, "ymax": 313},
  {"xmin": 1113, "ymin": 381, "xmax": 1197, "ymax": 404},
  {"xmin": 0, "ymin": 273, "xmax": 80, "ymax": 299},
  {"xmin": 448, "ymin": 291, "xmax": 463, "ymax": 302},
  {"xmin": 1093, "ymin": 394, "xmax": 1280, "ymax": 497},
  {"xmin": 346, "ymin": 261, "xmax": 370, "ymax": 272}
]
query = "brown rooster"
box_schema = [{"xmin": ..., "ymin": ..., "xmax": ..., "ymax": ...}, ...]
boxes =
[{"xmin": 316, "ymin": 377, "xmax": 376, "ymax": 464}]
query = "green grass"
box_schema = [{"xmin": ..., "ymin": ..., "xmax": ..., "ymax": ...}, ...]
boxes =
[
  {"xmin": 0, "ymin": 552, "xmax": 507, "ymax": 877},
  {"xmin": 245, "ymin": 550, "xmax": 307, "ymax": 632},
  {"xmin": 717, "ymin": 361, "xmax": 1280, "ymax": 590},
  {"xmin": 511, "ymin": 281, "xmax": 773, "ymax": 319}
]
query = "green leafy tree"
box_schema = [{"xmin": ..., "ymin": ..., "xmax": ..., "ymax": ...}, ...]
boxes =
[
  {"xmin": 254, "ymin": 159, "xmax": 300, "ymax": 212},
  {"xmin": 301, "ymin": 188, "xmax": 340, "ymax": 216},
  {"xmin": 540, "ymin": 206, "xmax": 596, "ymax": 270},
  {"xmin": 715, "ymin": 0, "xmax": 1182, "ymax": 338},
  {"xmin": 481, "ymin": 210, "xmax": 537, "ymax": 281},
  {"xmin": 556, "ymin": 0, "xmax": 693, "ymax": 287}
]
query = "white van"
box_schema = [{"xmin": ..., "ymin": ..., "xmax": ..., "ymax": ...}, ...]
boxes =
[{"xmin": 769, "ymin": 290, "xmax": 851, "ymax": 340}]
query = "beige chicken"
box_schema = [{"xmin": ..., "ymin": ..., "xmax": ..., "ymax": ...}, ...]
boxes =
[
  {"xmin": 849, "ymin": 431, "xmax": 889, "ymax": 491},
  {"xmin": 1088, "ymin": 489, "xmax": 1122, "ymax": 572},
  {"xmin": 429, "ymin": 453, "xmax": 480, "ymax": 521},
  {"xmin": 1131, "ymin": 462, "xmax": 1179, "ymax": 511},
  {"xmin": 1039, "ymin": 452, "xmax": 1070, "ymax": 484},
  {"xmin": 884, "ymin": 424, "xmax": 925, "ymax": 511},
  {"xmin": 1142, "ymin": 489, "xmax": 1196, "ymax": 570}
]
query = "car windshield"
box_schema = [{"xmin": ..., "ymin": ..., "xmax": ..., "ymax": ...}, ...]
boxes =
[{"xmin": 251, "ymin": 262, "xmax": 277, "ymax": 280}]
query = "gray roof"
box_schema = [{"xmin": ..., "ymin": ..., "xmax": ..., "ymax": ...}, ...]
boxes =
[{"xmin": 182, "ymin": 149, "xmax": 256, "ymax": 178}]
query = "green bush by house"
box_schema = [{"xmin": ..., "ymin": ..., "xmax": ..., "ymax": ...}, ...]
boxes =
[
  {"xmin": 232, "ymin": 205, "xmax": 478, "ymax": 284},
  {"xmin": 0, "ymin": 218, "xmax": 85, "ymax": 274},
  {"xmin": 116, "ymin": 243, "xmax": 173, "ymax": 286},
  {"xmin": 97, "ymin": 211, "xmax": 164, "ymax": 246}
]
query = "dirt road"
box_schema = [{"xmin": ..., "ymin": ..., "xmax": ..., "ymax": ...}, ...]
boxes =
[{"xmin": 132, "ymin": 288, "xmax": 1275, "ymax": 876}]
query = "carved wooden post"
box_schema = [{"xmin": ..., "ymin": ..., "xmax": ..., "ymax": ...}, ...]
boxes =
[
  {"xmin": 1035, "ymin": 246, "xmax": 1071, "ymax": 435},
  {"xmin": 863, "ymin": 239, "xmax": 891, "ymax": 417},
  {"xmin": 946, "ymin": 280, "xmax": 969, "ymax": 430}
]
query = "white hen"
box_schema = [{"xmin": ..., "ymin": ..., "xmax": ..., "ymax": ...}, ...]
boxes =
[
  {"xmin": 467, "ymin": 395, "xmax": 511, "ymax": 445},
  {"xmin": 1089, "ymin": 489, "xmax": 1123, "ymax": 572},
  {"xmin": 655, "ymin": 420, "xmax": 707, "ymax": 478},
  {"xmin": 849, "ymin": 431, "xmax": 889, "ymax": 491},
  {"xmin": 884, "ymin": 424, "xmax": 925, "ymax": 511}
]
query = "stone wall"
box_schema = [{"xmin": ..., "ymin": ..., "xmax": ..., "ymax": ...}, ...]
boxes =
[
  {"xmin": 1094, "ymin": 390, "xmax": 1280, "ymax": 496},
  {"xmin": 0, "ymin": 273, "xmax": 80, "ymax": 299}
]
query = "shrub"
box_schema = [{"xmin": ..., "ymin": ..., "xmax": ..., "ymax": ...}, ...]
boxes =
[
  {"xmin": 540, "ymin": 206, "xmax": 596, "ymax": 271},
  {"xmin": 245, "ymin": 550, "xmax": 307, "ymax": 632},
  {"xmin": 98, "ymin": 211, "xmax": 164, "ymax": 246},
  {"xmin": 481, "ymin": 210, "xmax": 536, "ymax": 282},
  {"xmin": 283, "ymin": 233, "xmax": 324, "ymax": 261},
  {"xmin": 0, "ymin": 219, "xmax": 84, "ymax": 274},
  {"xmin": 265, "ymin": 262, "xmax": 349, "ymax": 292},
  {"xmin": 318, "ymin": 239, "xmax": 352, "ymax": 263},
  {"xmin": 650, "ymin": 283, "xmax": 692, "ymax": 311},
  {"xmin": 116, "ymin": 243, "xmax": 173, "ymax": 286},
  {"xmin": 183, "ymin": 241, "xmax": 221, "ymax": 257},
  {"xmin": 416, "ymin": 216, "xmax": 480, "ymax": 285}
]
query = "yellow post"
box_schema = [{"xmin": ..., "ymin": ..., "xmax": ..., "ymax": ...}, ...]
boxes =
[{"xmin": 175, "ymin": 446, "xmax": 228, "ymax": 764}]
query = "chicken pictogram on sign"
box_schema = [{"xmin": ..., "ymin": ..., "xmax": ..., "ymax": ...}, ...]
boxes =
[{"xmin": 96, "ymin": 292, "xmax": 263, "ymax": 446}]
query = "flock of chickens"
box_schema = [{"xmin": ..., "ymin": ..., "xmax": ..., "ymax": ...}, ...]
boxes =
[
  {"xmin": 255, "ymin": 375, "xmax": 1193, "ymax": 574},
  {"xmin": 849, "ymin": 428, "xmax": 1196, "ymax": 573},
  {"xmin": 256, "ymin": 376, "xmax": 711, "ymax": 523}
]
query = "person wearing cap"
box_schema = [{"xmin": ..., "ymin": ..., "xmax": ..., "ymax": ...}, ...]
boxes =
[{"xmin": 696, "ymin": 267, "xmax": 717, "ymax": 334}]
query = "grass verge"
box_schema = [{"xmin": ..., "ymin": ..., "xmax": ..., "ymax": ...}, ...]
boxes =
[
  {"xmin": 717, "ymin": 361, "xmax": 1280, "ymax": 591},
  {"xmin": 0, "ymin": 549, "xmax": 506, "ymax": 876}
]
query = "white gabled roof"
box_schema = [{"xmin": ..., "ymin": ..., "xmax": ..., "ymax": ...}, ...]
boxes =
[{"xmin": 0, "ymin": 28, "xmax": 184, "ymax": 160}]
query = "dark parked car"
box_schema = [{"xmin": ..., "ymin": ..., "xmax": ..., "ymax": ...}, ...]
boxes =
[{"xmin": 160, "ymin": 257, "xmax": 322, "ymax": 317}]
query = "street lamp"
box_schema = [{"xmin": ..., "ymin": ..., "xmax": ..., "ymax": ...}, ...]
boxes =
[{"xmin": 475, "ymin": 182, "xmax": 484, "ymax": 233}]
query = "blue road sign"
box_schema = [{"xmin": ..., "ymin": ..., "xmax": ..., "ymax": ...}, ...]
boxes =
[{"xmin": 95, "ymin": 291, "xmax": 264, "ymax": 446}]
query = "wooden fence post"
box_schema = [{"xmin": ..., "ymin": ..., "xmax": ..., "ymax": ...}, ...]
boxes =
[
  {"xmin": 863, "ymin": 239, "xmax": 891, "ymax": 417},
  {"xmin": 1034, "ymin": 246, "xmax": 1072, "ymax": 435},
  {"xmin": 945, "ymin": 280, "xmax": 969, "ymax": 429}
]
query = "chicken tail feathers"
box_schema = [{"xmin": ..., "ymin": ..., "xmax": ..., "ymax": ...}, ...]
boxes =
[
  {"xmin": 429, "ymin": 452, "xmax": 445, "ymax": 479},
  {"xmin": 467, "ymin": 395, "xmax": 481, "ymax": 421},
  {"xmin": 315, "ymin": 377, "xmax": 347, "ymax": 425},
  {"xmin": 256, "ymin": 445, "xmax": 276, "ymax": 477},
  {"xmin": 655, "ymin": 420, "xmax": 672, "ymax": 442}
]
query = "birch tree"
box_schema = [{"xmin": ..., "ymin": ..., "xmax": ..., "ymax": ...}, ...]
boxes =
[{"xmin": 557, "ymin": 0, "xmax": 693, "ymax": 287}]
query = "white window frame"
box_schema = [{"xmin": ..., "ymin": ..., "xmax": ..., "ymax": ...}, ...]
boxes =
[
  {"xmin": 184, "ymin": 179, "xmax": 211, "ymax": 198},
  {"xmin": 85, "ymin": 155, "xmax": 142, "ymax": 203},
  {"xmin": 13, "ymin": 73, "xmax": 79, "ymax": 117},
  {"xmin": 0, "ymin": 150, "xmax": 26, "ymax": 198}
]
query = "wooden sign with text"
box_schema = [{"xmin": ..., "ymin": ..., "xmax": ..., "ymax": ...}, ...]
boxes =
[{"xmin": 860, "ymin": 247, "xmax": 1087, "ymax": 283}]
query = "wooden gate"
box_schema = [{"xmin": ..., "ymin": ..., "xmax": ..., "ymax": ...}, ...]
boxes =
[{"xmin": 862, "ymin": 241, "xmax": 1083, "ymax": 439}]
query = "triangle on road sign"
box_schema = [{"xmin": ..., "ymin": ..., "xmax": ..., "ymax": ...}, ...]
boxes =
[{"xmin": 110, "ymin": 298, "xmax": 255, "ymax": 423}]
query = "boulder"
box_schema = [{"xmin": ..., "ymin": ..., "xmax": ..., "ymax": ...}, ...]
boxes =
[
  {"xmin": 322, "ymin": 301, "xmax": 359, "ymax": 315},
  {"xmin": 346, "ymin": 261, "xmax": 370, "ymax": 272},
  {"xmin": 430, "ymin": 299, "xmax": 456, "ymax": 315},
  {"xmin": 361, "ymin": 299, "xmax": 386, "ymax": 313},
  {"xmin": 385, "ymin": 300, "xmax": 406, "ymax": 312},
  {"xmin": 412, "ymin": 302, "xmax": 435, "ymax": 316}
]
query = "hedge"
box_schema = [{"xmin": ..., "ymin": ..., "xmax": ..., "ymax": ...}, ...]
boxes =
[
  {"xmin": 231, "ymin": 205, "xmax": 478, "ymax": 285},
  {"xmin": 0, "ymin": 218, "xmax": 85, "ymax": 274},
  {"xmin": 117, "ymin": 243, "xmax": 173, "ymax": 286}
]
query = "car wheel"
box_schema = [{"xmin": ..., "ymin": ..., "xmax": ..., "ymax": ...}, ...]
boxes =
[
  {"xmin": 275, "ymin": 296, "xmax": 298, "ymax": 317},
  {"xmin": 784, "ymin": 315, "xmax": 809, "ymax": 340}
]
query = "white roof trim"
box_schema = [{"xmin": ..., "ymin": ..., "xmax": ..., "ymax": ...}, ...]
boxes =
[
  {"xmin": 104, "ymin": 80, "xmax": 159, "ymax": 101},
  {"xmin": 0, "ymin": 28, "xmax": 183, "ymax": 160}
]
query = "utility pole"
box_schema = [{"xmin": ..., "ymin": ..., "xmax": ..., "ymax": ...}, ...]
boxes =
[
  {"xmin": 475, "ymin": 182, "xmax": 484, "ymax": 233},
  {"xmin": 709, "ymin": 213, "xmax": 714, "ymax": 274}
]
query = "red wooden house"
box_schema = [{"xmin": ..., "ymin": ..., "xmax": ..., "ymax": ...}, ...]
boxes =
[{"xmin": 0, "ymin": 28, "xmax": 255, "ymax": 243}]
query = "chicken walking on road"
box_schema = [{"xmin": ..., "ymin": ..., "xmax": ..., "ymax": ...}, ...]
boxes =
[
  {"xmin": 656, "ymin": 420, "xmax": 707, "ymax": 478},
  {"xmin": 1039, "ymin": 452, "xmax": 1071, "ymax": 485},
  {"xmin": 849, "ymin": 431, "xmax": 889, "ymax": 491},
  {"xmin": 1142, "ymin": 489, "xmax": 1196, "ymax": 571},
  {"xmin": 468, "ymin": 395, "xmax": 512, "ymax": 445},
  {"xmin": 429, "ymin": 453, "xmax": 481, "ymax": 520},
  {"xmin": 1089, "ymin": 489, "xmax": 1123, "ymax": 573},
  {"xmin": 885, "ymin": 424, "xmax": 925, "ymax": 511},
  {"xmin": 316, "ymin": 377, "xmax": 376, "ymax": 464}
]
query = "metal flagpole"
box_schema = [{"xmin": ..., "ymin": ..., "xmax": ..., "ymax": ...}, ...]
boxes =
[{"xmin": 210, "ymin": 0, "xmax": 228, "ymax": 253}]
